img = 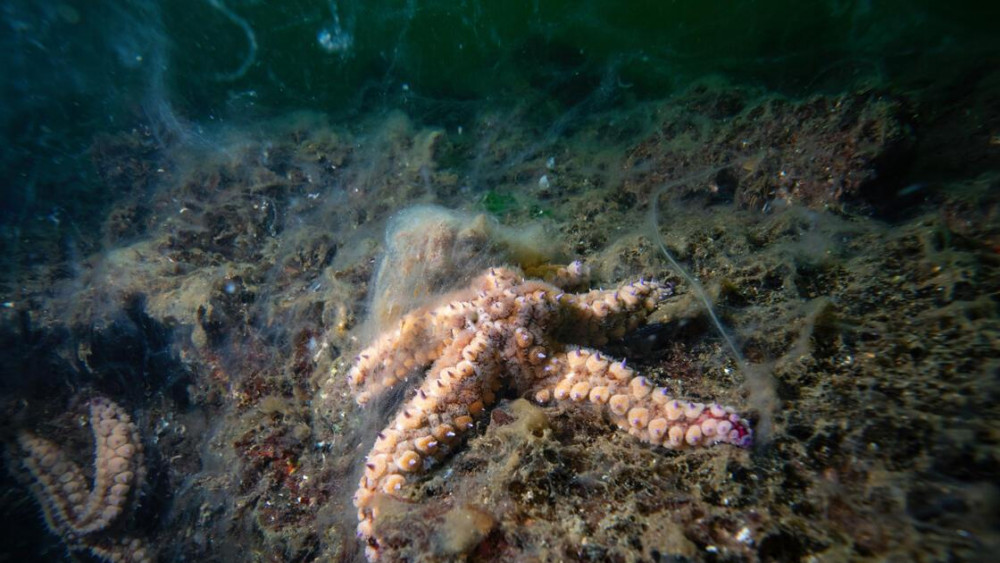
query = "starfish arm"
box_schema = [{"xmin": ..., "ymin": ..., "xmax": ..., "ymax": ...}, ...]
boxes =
[
  {"xmin": 17, "ymin": 397, "xmax": 147, "ymax": 548},
  {"xmin": 555, "ymin": 279, "xmax": 670, "ymax": 346},
  {"xmin": 353, "ymin": 332, "xmax": 502, "ymax": 547},
  {"xmin": 88, "ymin": 537, "xmax": 153, "ymax": 563},
  {"xmin": 70, "ymin": 398, "xmax": 143, "ymax": 534},
  {"xmin": 18, "ymin": 433, "xmax": 89, "ymax": 537},
  {"xmin": 532, "ymin": 347, "xmax": 753, "ymax": 449},
  {"xmin": 348, "ymin": 301, "xmax": 476, "ymax": 405},
  {"xmin": 347, "ymin": 265, "xmax": 751, "ymax": 560}
]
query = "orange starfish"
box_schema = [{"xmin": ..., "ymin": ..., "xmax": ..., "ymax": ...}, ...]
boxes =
[{"xmin": 348, "ymin": 265, "xmax": 752, "ymax": 559}]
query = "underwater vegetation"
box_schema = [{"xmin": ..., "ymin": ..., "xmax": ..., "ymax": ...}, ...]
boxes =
[{"xmin": 1, "ymin": 1, "xmax": 999, "ymax": 562}]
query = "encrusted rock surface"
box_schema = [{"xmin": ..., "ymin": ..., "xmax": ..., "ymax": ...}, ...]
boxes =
[{"xmin": 1, "ymin": 81, "xmax": 997, "ymax": 562}]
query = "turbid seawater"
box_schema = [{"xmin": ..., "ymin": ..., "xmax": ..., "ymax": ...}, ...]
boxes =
[{"xmin": 1, "ymin": 2, "xmax": 998, "ymax": 561}]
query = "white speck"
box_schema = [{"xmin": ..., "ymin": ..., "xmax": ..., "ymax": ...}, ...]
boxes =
[
  {"xmin": 317, "ymin": 11, "xmax": 353, "ymax": 54},
  {"xmin": 538, "ymin": 174, "xmax": 550, "ymax": 189},
  {"xmin": 736, "ymin": 526, "xmax": 753, "ymax": 544},
  {"xmin": 546, "ymin": 156, "xmax": 555, "ymax": 169}
]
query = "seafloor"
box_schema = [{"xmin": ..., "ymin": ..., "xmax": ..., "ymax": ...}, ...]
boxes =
[{"xmin": 1, "ymin": 78, "xmax": 998, "ymax": 562}]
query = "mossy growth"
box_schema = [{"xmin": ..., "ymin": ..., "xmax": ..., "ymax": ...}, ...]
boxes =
[{"xmin": 481, "ymin": 189, "xmax": 519, "ymax": 217}]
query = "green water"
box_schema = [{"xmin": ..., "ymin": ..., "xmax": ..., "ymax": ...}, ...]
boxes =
[
  {"xmin": 6, "ymin": 1, "xmax": 999, "ymax": 126},
  {"xmin": 164, "ymin": 0, "xmax": 996, "ymax": 113},
  {"xmin": 3, "ymin": 0, "xmax": 996, "ymax": 225}
]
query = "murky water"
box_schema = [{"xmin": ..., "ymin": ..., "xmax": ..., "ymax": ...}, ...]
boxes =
[{"xmin": 2, "ymin": 2, "xmax": 998, "ymax": 561}]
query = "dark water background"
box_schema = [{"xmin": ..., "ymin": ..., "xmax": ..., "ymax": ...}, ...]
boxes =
[{"xmin": 2, "ymin": 0, "xmax": 997, "ymax": 227}]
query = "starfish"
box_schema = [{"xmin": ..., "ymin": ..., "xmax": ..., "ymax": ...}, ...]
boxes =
[
  {"xmin": 16, "ymin": 397, "xmax": 152, "ymax": 563},
  {"xmin": 348, "ymin": 264, "xmax": 753, "ymax": 559}
]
